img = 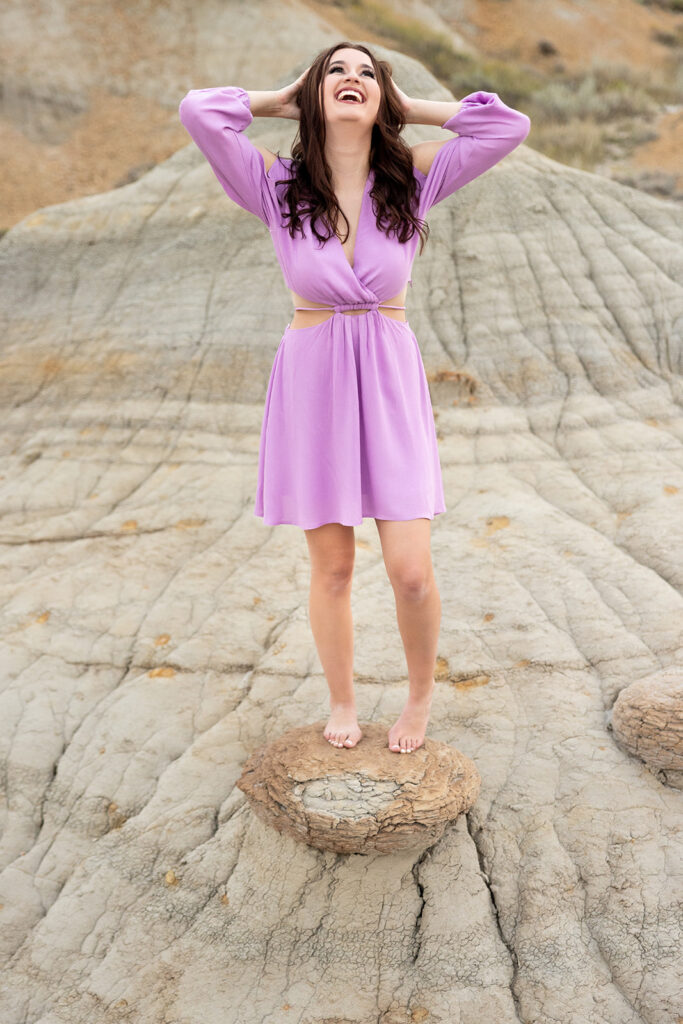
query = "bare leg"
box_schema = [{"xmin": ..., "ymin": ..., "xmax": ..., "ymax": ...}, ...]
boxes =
[
  {"xmin": 375, "ymin": 518, "xmax": 440, "ymax": 753},
  {"xmin": 304, "ymin": 522, "xmax": 362, "ymax": 748}
]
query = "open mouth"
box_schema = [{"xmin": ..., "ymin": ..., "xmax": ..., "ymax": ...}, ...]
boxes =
[{"xmin": 334, "ymin": 88, "xmax": 365, "ymax": 104}]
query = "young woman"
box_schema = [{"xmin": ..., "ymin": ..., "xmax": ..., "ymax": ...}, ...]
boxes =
[{"xmin": 179, "ymin": 41, "xmax": 530, "ymax": 756}]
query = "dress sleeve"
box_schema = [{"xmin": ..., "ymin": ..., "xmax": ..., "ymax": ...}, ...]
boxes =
[
  {"xmin": 416, "ymin": 91, "xmax": 531, "ymax": 216},
  {"xmin": 178, "ymin": 86, "xmax": 274, "ymax": 227}
]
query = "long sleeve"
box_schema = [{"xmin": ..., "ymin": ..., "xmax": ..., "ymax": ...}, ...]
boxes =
[
  {"xmin": 178, "ymin": 86, "xmax": 274, "ymax": 227},
  {"xmin": 416, "ymin": 91, "xmax": 531, "ymax": 215}
]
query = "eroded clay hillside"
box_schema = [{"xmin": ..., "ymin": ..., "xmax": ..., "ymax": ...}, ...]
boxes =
[{"xmin": 0, "ymin": 38, "xmax": 682, "ymax": 1023}]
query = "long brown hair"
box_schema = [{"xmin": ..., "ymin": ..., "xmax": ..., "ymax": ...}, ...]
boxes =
[{"xmin": 274, "ymin": 42, "xmax": 430, "ymax": 256}]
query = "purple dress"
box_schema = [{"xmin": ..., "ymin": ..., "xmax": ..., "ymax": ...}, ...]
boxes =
[{"xmin": 178, "ymin": 87, "xmax": 530, "ymax": 529}]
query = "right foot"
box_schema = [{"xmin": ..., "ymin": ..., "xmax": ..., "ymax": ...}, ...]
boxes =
[{"xmin": 323, "ymin": 706, "xmax": 362, "ymax": 748}]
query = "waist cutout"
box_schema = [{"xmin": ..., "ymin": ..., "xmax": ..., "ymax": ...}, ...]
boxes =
[{"xmin": 295, "ymin": 301, "xmax": 406, "ymax": 313}]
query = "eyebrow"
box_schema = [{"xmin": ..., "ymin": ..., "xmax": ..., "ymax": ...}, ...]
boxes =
[{"xmin": 329, "ymin": 59, "xmax": 375, "ymax": 71}]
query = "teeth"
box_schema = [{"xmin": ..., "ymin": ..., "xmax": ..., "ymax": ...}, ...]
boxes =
[{"xmin": 336, "ymin": 89, "xmax": 363, "ymax": 103}]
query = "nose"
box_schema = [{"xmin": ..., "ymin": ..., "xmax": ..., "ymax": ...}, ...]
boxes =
[{"xmin": 339, "ymin": 76, "xmax": 362, "ymax": 93}]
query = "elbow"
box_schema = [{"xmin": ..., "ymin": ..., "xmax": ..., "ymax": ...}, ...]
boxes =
[
  {"xmin": 515, "ymin": 113, "xmax": 531, "ymax": 143},
  {"xmin": 178, "ymin": 91, "xmax": 197, "ymax": 126},
  {"xmin": 502, "ymin": 112, "xmax": 530, "ymax": 147},
  {"xmin": 178, "ymin": 90, "xmax": 207, "ymax": 129}
]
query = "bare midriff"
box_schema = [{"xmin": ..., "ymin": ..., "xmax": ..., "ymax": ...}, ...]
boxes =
[{"xmin": 289, "ymin": 284, "xmax": 408, "ymax": 330}]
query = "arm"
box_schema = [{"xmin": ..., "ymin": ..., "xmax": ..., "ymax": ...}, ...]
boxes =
[
  {"xmin": 178, "ymin": 86, "xmax": 279, "ymax": 226},
  {"xmin": 402, "ymin": 90, "xmax": 531, "ymax": 214}
]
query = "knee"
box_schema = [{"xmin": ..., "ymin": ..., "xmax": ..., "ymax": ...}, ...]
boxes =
[
  {"xmin": 390, "ymin": 565, "xmax": 433, "ymax": 601},
  {"xmin": 312, "ymin": 561, "xmax": 354, "ymax": 594}
]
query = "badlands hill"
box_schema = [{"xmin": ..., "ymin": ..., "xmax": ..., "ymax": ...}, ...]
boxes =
[{"xmin": 0, "ymin": 18, "xmax": 682, "ymax": 1024}]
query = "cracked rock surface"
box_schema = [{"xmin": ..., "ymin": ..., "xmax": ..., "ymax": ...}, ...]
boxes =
[
  {"xmin": 0, "ymin": 51, "xmax": 682, "ymax": 1024},
  {"xmin": 611, "ymin": 666, "xmax": 683, "ymax": 780},
  {"xmin": 236, "ymin": 722, "xmax": 480, "ymax": 854}
]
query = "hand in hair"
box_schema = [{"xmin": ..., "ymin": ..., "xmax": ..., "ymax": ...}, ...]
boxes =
[
  {"xmin": 388, "ymin": 77, "xmax": 412, "ymax": 120},
  {"xmin": 278, "ymin": 67, "xmax": 311, "ymax": 120}
]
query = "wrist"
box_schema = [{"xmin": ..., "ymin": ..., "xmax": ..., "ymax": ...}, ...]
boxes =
[
  {"xmin": 404, "ymin": 99, "xmax": 419, "ymax": 125},
  {"xmin": 247, "ymin": 89, "xmax": 285, "ymax": 118}
]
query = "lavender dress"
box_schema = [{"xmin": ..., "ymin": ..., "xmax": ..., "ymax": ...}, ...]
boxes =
[{"xmin": 178, "ymin": 87, "xmax": 530, "ymax": 529}]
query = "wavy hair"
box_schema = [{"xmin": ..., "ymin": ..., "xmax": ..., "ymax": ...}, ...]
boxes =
[{"xmin": 273, "ymin": 42, "xmax": 430, "ymax": 256}]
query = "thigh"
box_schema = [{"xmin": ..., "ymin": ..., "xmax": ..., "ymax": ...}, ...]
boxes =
[
  {"xmin": 374, "ymin": 517, "xmax": 433, "ymax": 585},
  {"xmin": 304, "ymin": 522, "xmax": 356, "ymax": 576}
]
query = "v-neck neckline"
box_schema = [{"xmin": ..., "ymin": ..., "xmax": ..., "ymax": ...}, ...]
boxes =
[{"xmin": 333, "ymin": 169, "xmax": 373, "ymax": 275}]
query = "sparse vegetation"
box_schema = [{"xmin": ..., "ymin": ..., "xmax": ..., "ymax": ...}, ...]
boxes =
[
  {"xmin": 531, "ymin": 69, "xmax": 660, "ymax": 124},
  {"xmin": 638, "ymin": 0, "xmax": 683, "ymax": 11},
  {"xmin": 526, "ymin": 118, "xmax": 608, "ymax": 169}
]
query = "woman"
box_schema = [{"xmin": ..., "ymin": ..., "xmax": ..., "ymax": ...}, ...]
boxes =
[{"xmin": 178, "ymin": 42, "xmax": 530, "ymax": 756}]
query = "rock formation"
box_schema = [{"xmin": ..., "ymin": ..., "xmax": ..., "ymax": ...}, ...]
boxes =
[
  {"xmin": 0, "ymin": 44, "xmax": 682, "ymax": 1024},
  {"xmin": 611, "ymin": 665, "xmax": 683, "ymax": 785},
  {"xmin": 236, "ymin": 722, "xmax": 481, "ymax": 854}
]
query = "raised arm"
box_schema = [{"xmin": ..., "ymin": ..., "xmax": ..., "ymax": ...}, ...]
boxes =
[
  {"xmin": 178, "ymin": 86, "xmax": 278, "ymax": 226},
  {"xmin": 404, "ymin": 90, "xmax": 532, "ymax": 214},
  {"xmin": 178, "ymin": 72, "xmax": 309, "ymax": 227}
]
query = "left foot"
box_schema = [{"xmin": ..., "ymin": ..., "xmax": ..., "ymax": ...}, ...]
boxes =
[{"xmin": 388, "ymin": 691, "xmax": 434, "ymax": 754}]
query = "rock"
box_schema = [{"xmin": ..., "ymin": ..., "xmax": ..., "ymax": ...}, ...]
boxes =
[
  {"xmin": 236, "ymin": 722, "xmax": 481, "ymax": 855},
  {"xmin": 611, "ymin": 666, "xmax": 683, "ymax": 784}
]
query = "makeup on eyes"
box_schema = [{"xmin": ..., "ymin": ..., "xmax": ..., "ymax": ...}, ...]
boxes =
[{"xmin": 329, "ymin": 64, "xmax": 375, "ymax": 77}]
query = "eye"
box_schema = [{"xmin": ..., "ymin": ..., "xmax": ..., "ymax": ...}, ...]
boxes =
[{"xmin": 329, "ymin": 65, "xmax": 375, "ymax": 78}]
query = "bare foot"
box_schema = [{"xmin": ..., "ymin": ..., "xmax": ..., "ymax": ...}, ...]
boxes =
[
  {"xmin": 388, "ymin": 692, "xmax": 433, "ymax": 754},
  {"xmin": 323, "ymin": 704, "xmax": 362, "ymax": 748}
]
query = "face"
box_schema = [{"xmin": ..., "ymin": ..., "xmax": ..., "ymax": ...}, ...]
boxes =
[{"xmin": 320, "ymin": 48, "xmax": 381, "ymax": 127}]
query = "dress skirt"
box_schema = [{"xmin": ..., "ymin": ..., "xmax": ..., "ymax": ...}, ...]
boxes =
[{"xmin": 254, "ymin": 309, "xmax": 447, "ymax": 529}]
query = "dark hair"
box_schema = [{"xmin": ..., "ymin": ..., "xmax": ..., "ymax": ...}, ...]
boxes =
[{"xmin": 274, "ymin": 42, "xmax": 430, "ymax": 256}]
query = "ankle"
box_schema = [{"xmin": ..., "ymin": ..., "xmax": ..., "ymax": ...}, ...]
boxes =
[
  {"xmin": 330, "ymin": 699, "xmax": 357, "ymax": 713},
  {"xmin": 405, "ymin": 684, "xmax": 435, "ymax": 707}
]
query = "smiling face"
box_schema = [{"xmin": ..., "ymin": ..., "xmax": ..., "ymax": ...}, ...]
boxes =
[{"xmin": 320, "ymin": 47, "xmax": 381, "ymax": 127}]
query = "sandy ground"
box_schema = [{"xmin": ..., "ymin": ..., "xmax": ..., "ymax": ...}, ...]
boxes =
[
  {"xmin": 462, "ymin": 0, "xmax": 680, "ymax": 73},
  {"xmin": 628, "ymin": 107, "xmax": 683, "ymax": 188}
]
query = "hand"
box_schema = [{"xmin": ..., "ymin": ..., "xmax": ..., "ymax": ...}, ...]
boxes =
[
  {"xmin": 278, "ymin": 67, "xmax": 310, "ymax": 120},
  {"xmin": 389, "ymin": 78, "xmax": 412, "ymax": 120}
]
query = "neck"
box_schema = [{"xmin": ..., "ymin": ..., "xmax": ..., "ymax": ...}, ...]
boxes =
[{"xmin": 324, "ymin": 126, "xmax": 372, "ymax": 189}]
